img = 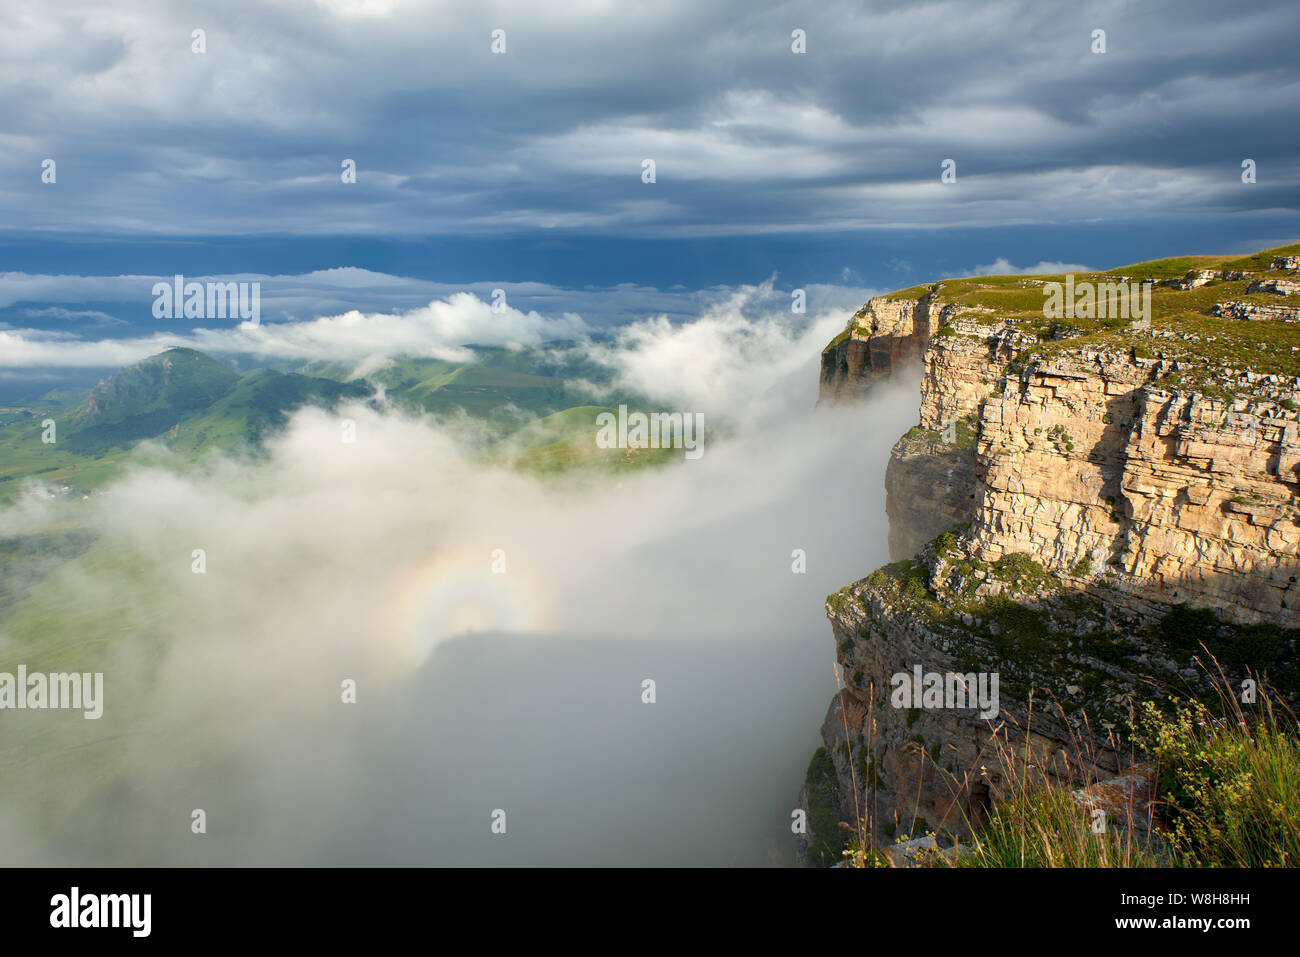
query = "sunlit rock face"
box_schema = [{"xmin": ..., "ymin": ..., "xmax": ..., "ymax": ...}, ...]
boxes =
[{"xmin": 819, "ymin": 295, "xmax": 936, "ymax": 405}]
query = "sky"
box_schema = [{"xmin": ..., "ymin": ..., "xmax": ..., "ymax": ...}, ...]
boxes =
[{"xmin": 1, "ymin": 0, "xmax": 1298, "ymax": 376}]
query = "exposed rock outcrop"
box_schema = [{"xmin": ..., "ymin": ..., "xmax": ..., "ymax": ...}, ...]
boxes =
[
  {"xmin": 884, "ymin": 431, "xmax": 976, "ymax": 560},
  {"xmin": 815, "ymin": 567, "xmax": 1139, "ymax": 852},
  {"xmin": 882, "ymin": 320, "xmax": 1032, "ymax": 558},
  {"xmin": 1210, "ymin": 300, "xmax": 1300, "ymax": 322},
  {"xmin": 1164, "ymin": 269, "xmax": 1219, "ymax": 289},
  {"xmin": 819, "ymin": 293, "xmax": 937, "ymax": 404},
  {"xmin": 971, "ymin": 349, "xmax": 1300, "ymax": 626},
  {"xmin": 1248, "ymin": 278, "xmax": 1300, "ymax": 296}
]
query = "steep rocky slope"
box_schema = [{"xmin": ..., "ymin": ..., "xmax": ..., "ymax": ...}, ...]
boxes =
[
  {"xmin": 801, "ymin": 245, "xmax": 1300, "ymax": 865},
  {"xmin": 819, "ymin": 293, "xmax": 938, "ymax": 404}
]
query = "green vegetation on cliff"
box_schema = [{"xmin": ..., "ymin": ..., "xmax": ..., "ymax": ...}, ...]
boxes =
[
  {"xmin": 823, "ymin": 242, "xmax": 1300, "ymax": 392},
  {"xmin": 941, "ymin": 787, "xmax": 1166, "ymax": 868},
  {"xmin": 1136, "ymin": 692, "xmax": 1300, "ymax": 867},
  {"xmin": 803, "ymin": 747, "xmax": 848, "ymax": 866},
  {"xmin": 933, "ymin": 682, "xmax": 1300, "ymax": 868},
  {"xmin": 903, "ymin": 412, "xmax": 979, "ymax": 450}
]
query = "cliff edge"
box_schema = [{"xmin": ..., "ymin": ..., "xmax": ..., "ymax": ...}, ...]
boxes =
[{"xmin": 802, "ymin": 245, "xmax": 1300, "ymax": 865}]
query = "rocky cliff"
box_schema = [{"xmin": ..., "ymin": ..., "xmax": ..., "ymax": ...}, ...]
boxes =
[
  {"xmin": 819, "ymin": 291, "xmax": 937, "ymax": 404},
  {"xmin": 801, "ymin": 245, "xmax": 1300, "ymax": 866}
]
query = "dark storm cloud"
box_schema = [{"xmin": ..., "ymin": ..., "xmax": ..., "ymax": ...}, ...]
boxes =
[{"xmin": 0, "ymin": 0, "xmax": 1296, "ymax": 237}]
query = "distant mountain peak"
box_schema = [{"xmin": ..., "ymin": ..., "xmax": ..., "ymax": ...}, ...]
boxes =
[{"xmin": 67, "ymin": 348, "xmax": 240, "ymax": 441}]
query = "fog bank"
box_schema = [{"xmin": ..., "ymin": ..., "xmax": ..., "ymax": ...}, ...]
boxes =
[{"xmin": 0, "ymin": 299, "xmax": 919, "ymax": 865}]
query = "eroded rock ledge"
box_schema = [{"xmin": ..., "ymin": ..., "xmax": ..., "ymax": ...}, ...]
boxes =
[{"xmin": 819, "ymin": 292, "xmax": 937, "ymax": 404}]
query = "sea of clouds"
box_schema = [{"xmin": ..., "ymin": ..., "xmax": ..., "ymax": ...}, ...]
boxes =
[{"xmin": 0, "ymin": 284, "xmax": 917, "ymax": 865}]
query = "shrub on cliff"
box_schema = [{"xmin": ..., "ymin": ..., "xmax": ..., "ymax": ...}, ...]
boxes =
[
  {"xmin": 923, "ymin": 679, "xmax": 1299, "ymax": 868},
  {"xmin": 1136, "ymin": 689, "xmax": 1300, "ymax": 867},
  {"xmin": 991, "ymin": 551, "xmax": 1046, "ymax": 590},
  {"xmin": 1156, "ymin": 604, "xmax": 1298, "ymax": 697},
  {"xmin": 803, "ymin": 747, "xmax": 847, "ymax": 866}
]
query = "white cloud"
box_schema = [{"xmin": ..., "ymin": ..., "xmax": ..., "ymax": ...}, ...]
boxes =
[
  {"xmin": 0, "ymin": 288, "xmax": 593, "ymax": 368},
  {"xmin": 0, "ymin": 290, "xmax": 915, "ymax": 864},
  {"xmin": 964, "ymin": 257, "xmax": 1093, "ymax": 276},
  {"xmin": 582, "ymin": 280, "xmax": 849, "ymax": 425},
  {"xmin": 22, "ymin": 306, "xmax": 125, "ymax": 326},
  {"xmin": 0, "ymin": 272, "xmax": 876, "ymax": 372}
]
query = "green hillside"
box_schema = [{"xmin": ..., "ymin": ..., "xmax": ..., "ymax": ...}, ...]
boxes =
[
  {"xmin": 165, "ymin": 369, "xmax": 372, "ymax": 456},
  {"xmin": 62, "ymin": 348, "xmax": 240, "ymax": 454},
  {"xmin": 297, "ymin": 346, "xmax": 614, "ymax": 425},
  {"xmin": 484, "ymin": 405, "xmax": 688, "ymax": 475},
  {"xmin": 0, "ymin": 348, "xmax": 379, "ymax": 498},
  {"xmin": 0, "ymin": 342, "xmax": 680, "ymax": 501}
]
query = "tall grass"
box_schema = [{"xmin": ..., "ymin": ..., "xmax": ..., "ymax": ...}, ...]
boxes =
[
  {"xmin": 1135, "ymin": 666, "xmax": 1300, "ymax": 867},
  {"xmin": 931, "ymin": 665, "xmax": 1300, "ymax": 868},
  {"xmin": 939, "ymin": 786, "xmax": 1165, "ymax": 867},
  {"xmin": 926, "ymin": 693, "xmax": 1163, "ymax": 868}
]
